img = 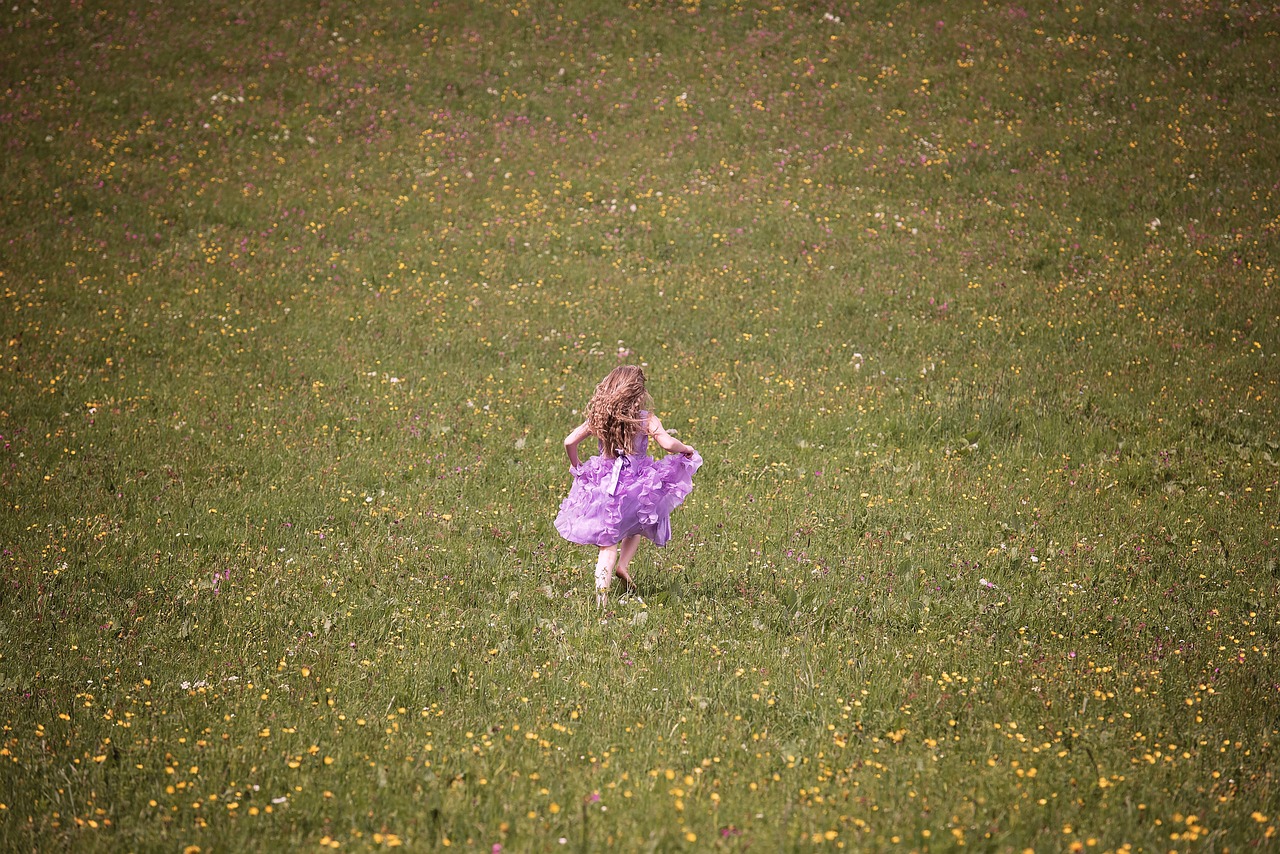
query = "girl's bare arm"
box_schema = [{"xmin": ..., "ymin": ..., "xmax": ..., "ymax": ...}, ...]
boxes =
[
  {"xmin": 647, "ymin": 414, "xmax": 695, "ymax": 457},
  {"xmin": 563, "ymin": 420, "xmax": 592, "ymax": 467}
]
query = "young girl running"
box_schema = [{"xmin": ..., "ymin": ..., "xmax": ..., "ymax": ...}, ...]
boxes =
[{"xmin": 554, "ymin": 365, "xmax": 702, "ymax": 607}]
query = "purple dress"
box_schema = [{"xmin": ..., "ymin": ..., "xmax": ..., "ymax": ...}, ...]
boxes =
[{"xmin": 554, "ymin": 415, "xmax": 702, "ymax": 547}]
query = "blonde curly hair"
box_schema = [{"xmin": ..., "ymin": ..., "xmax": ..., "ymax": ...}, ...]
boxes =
[{"xmin": 585, "ymin": 365, "xmax": 653, "ymax": 456}]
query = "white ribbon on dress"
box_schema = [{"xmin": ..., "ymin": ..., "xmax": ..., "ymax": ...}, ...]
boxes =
[{"xmin": 603, "ymin": 453, "xmax": 630, "ymax": 496}]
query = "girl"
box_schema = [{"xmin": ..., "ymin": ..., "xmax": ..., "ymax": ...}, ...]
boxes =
[{"xmin": 554, "ymin": 365, "xmax": 702, "ymax": 607}]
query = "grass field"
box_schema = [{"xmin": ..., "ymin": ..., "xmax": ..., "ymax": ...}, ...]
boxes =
[{"xmin": 2, "ymin": 0, "xmax": 1278, "ymax": 850}]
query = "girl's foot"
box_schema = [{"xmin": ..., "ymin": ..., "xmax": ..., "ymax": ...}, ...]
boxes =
[
  {"xmin": 614, "ymin": 566, "xmax": 637, "ymax": 594},
  {"xmin": 595, "ymin": 546, "xmax": 617, "ymax": 609}
]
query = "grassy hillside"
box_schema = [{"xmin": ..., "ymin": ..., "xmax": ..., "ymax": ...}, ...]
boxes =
[{"xmin": 2, "ymin": 1, "xmax": 1278, "ymax": 850}]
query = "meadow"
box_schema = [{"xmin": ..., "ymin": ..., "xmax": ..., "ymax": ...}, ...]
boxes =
[{"xmin": 1, "ymin": 0, "xmax": 1278, "ymax": 850}]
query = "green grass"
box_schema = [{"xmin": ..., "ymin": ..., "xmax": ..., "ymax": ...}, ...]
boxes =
[{"xmin": 2, "ymin": 0, "xmax": 1278, "ymax": 850}]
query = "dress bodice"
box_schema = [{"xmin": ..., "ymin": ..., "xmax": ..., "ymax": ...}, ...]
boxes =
[{"xmin": 598, "ymin": 411, "xmax": 649, "ymax": 457}]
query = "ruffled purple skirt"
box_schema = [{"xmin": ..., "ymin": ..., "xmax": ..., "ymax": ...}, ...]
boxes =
[{"xmin": 554, "ymin": 451, "xmax": 702, "ymax": 547}]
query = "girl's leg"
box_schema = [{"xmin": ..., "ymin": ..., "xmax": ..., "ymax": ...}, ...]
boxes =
[
  {"xmin": 614, "ymin": 534, "xmax": 642, "ymax": 592},
  {"xmin": 594, "ymin": 545, "xmax": 618, "ymax": 608}
]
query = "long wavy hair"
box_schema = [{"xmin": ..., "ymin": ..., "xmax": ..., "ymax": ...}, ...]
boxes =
[{"xmin": 585, "ymin": 365, "xmax": 653, "ymax": 456}]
